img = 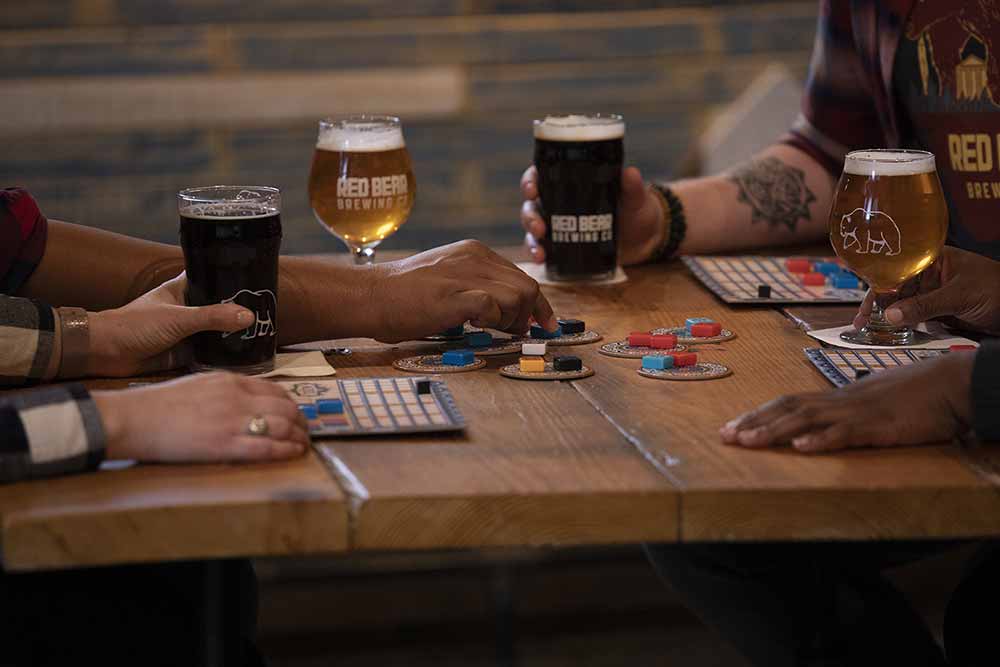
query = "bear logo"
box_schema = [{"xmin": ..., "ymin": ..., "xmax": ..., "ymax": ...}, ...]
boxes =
[
  {"xmin": 840, "ymin": 208, "xmax": 902, "ymax": 256},
  {"xmin": 220, "ymin": 288, "xmax": 277, "ymax": 339}
]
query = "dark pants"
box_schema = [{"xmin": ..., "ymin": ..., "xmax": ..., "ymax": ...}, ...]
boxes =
[
  {"xmin": 645, "ymin": 541, "xmax": 1000, "ymax": 667},
  {"xmin": 0, "ymin": 559, "xmax": 262, "ymax": 667}
]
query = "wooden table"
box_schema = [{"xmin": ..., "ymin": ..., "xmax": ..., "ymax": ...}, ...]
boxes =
[{"xmin": 4, "ymin": 254, "xmax": 1000, "ymax": 572}]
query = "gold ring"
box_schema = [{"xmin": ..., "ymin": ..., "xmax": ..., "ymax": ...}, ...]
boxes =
[{"xmin": 246, "ymin": 415, "xmax": 269, "ymax": 436}]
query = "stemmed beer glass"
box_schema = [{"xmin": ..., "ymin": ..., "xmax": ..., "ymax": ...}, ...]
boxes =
[
  {"xmin": 829, "ymin": 149, "xmax": 948, "ymax": 345},
  {"xmin": 308, "ymin": 115, "xmax": 416, "ymax": 264}
]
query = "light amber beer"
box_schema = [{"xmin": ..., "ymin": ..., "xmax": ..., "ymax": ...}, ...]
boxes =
[
  {"xmin": 308, "ymin": 116, "xmax": 415, "ymax": 263},
  {"xmin": 828, "ymin": 149, "xmax": 948, "ymax": 345}
]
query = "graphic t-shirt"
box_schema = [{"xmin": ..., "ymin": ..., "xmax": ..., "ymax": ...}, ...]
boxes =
[{"xmin": 894, "ymin": 2, "xmax": 1000, "ymax": 259}]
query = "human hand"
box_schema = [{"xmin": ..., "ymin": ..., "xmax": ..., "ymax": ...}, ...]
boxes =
[
  {"xmin": 370, "ymin": 240, "xmax": 557, "ymax": 342},
  {"xmin": 87, "ymin": 273, "xmax": 254, "ymax": 376},
  {"xmin": 853, "ymin": 246, "xmax": 1000, "ymax": 335},
  {"xmin": 719, "ymin": 352, "xmax": 974, "ymax": 453},
  {"xmin": 93, "ymin": 372, "xmax": 309, "ymax": 462},
  {"xmin": 520, "ymin": 165, "xmax": 665, "ymax": 266}
]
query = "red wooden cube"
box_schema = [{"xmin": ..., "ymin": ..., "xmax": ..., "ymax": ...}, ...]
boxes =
[
  {"xmin": 802, "ymin": 272, "xmax": 827, "ymax": 286},
  {"xmin": 672, "ymin": 352, "xmax": 698, "ymax": 367},
  {"xmin": 628, "ymin": 332, "xmax": 652, "ymax": 347},
  {"xmin": 785, "ymin": 258, "xmax": 811, "ymax": 273},
  {"xmin": 690, "ymin": 322, "xmax": 722, "ymax": 337},
  {"xmin": 649, "ymin": 334, "xmax": 678, "ymax": 349}
]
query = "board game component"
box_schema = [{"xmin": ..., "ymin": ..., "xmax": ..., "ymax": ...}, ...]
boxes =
[
  {"xmin": 522, "ymin": 342, "xmax": 547, "ymax": 356},
  {"xmin": 283, "ymin": 377, "xmax": 466, "ymax": 436},
  {"xmin": 599, "ymin": 339, "xmax": 689, "ymax": 358},
  {"xmin": 442, "ymin": 349, "xmax": 476, "ymax": 366},
  {"xmin": 831, "ymin": 273, "xmax": 861, "ymax": 289},
  {"xmin": 785, "ymin": 258, "xmax": 811, "ymax": 273},
  {"xmin": 637, "ymin": 360, "xmax": 731, "ymax": 381},
  {"xmin": 950, "ymin": 344, "xmax": 977, "ymax": 351},
  {"xmin": 802, "ymin": 272, "xmax": 827, "ymax": 286},
  {"xmin": 650, "ymin": 325, "xmax": 737, "ymax": 344},
  {"xmin": 855, "ymin": 369, "xmax": 871, "ymax": 379},
  {"xmin": 642, "ymin": 355, "xmax": 674, "ymax": 370},
  {"xmin": 520, "ymin": 357, "xmax": 546, "ymax": 373},
  {"xmin": 553, "ymin": 355, "xmax": 583, "ymax": 371},
  {"xmin": 443, "ymin": 325, "xmax": 465, "ymax": 337},
  {"xmin": 685, "ymin": 317, "xmax": 714, "ymax": 332},
  {"xmin": 650, "ymin": 333, "xmax": 679, "ymax": 349},
  {"xmin": 804, "ymin": 348, "xmax": 947, "ymax": 387},
  {"xmin": 530, "ymin": 324, "xmax": 563, "ymax": 339},
  {"xmin": 557, "ymin": 318, "xmax": 586, "ymax": 335},
  {"xmin": 317, "ymin": 398, "xmax": 344, "ymax": 415},
  {"xmin": 500, "ymin": 361, "xmax": 595, "ymax": 381},
  {"xmin": 690, "ymin": 322, "xmax": 723, "ymax": 337},
  {"xmin": 814, "ymin": 261, "xmax": 841, "ymax": 275},
  {"xmin": 683, "ymin": 256, "xmax": 866, "ymax": 304},
  {"xmin": 628, "ymin": 332, "xmax": 652, "ymax": 347},
  {"xmin": 394, "ymin": 354, "xmax": 487, "ymax": 373},
  {"xmin": 757, "ymin": 284, "xmax": 771, "ymax": 298},
  {"xmin": 465, "ymin": 331, "xmax": 493, "ymax": 348},
  {"xmin": 673, "ymin": 352, "xmax": 698, "ymax": 367}
]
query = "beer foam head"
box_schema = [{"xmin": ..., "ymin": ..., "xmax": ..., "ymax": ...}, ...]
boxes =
[
  {"xmin": 181, "ymin": 202, "xmax": 278, "ymax": 220},
  {"xmin": 844, "ymin": 150, "xmax": 936, "ymax": 176},
  {"xmin": 178, "ymin": 186, "xmax": 280, "ymax": 220},
  {"xmin": 317, "ymin": 118, "xmax": 405, "ymax": 152},
  {"xmin": 533, "ymin": 114, "xmax": 625, "ymax": 142}
]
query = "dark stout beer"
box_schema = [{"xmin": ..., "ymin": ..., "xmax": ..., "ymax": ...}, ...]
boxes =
[
  {"xmin": 178, "ymin": 187, "xmax": 282, "ymax": 373},
  {"xmin": 533, "ymin": 114, "xmax": 624, "ymax": 281}
]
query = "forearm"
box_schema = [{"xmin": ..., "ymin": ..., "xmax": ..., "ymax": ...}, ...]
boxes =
[
  {"xmin": 669, "ymin": 144, "xmax": 836, "ymax": 255},
  {"xmin": 19, "ymin": 219, "xmax": 380, "ymax": 344}
]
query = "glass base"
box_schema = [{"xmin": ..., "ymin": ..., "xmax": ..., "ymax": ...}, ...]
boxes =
[
  {"xmin": 839, "ymin": 326, "xmax": 931, "ymax": 347},
  {"xmin": 544, "ymin": 266, "xmax": 615, "ymax": 282},
  {"xmin": 192, "ymin": 358, "xmax": 275, "ymax": 375}
]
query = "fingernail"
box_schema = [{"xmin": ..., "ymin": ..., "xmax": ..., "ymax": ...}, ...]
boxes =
[
  {"xmin": 236, "ymin": 309, "xmax": 254, "ymax": 325},
  {"xmin": 792, "ymin": 435, "xmax": 814, "ymax": 451},
  {"xmin": 738, "ymin": 428, "xmax": 764, "ymax": 446},
  {"xmin": 885, "ymin": 307, "xmax": 903, "ymax": 324},
  {"xmin": 723, "ymin": 418, "xmax": 741, "ymax": 430}
]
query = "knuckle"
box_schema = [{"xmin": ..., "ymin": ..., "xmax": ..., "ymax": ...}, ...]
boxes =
[{"xmin": 774, "ymin": 395, "xmax": 800, "ymax": 412}]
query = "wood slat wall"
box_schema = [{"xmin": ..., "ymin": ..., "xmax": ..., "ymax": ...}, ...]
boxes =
[{"xmin": 2, "ymin": 1, "xmax": 817, "ymax": 253}]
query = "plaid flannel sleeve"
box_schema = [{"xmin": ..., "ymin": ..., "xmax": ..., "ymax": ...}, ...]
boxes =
[
  {"xmin": 0, "ymin": 383, "xmax": 106, "ymax": 482},
  {"xmin": 781, "ymin": 0, "xmax": 886, "ymax": 176}
]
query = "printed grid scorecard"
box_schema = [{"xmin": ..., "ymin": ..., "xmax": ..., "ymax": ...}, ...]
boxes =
[
  {"xmin": 682, "ymin": 256, "xmax": 867, "ymax": 304},
  {"xmin": 280, "ymin": 377, "xmax": 465, "ymax": 437},
  {"xmin": 805, "ymin": 348, "xmax": 946, "ymax": 388}
]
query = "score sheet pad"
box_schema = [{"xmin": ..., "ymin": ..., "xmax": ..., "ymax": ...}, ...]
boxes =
[{"xmin": 683, "ymin": 256, "xmax": 867, "ymax": 304}]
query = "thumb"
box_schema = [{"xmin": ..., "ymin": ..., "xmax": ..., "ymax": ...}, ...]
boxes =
[
  {"xmin": 620, "ymin": 166, "xmax": 646, "ymax": 216},
  {"xmin": 174, "ymin": 303, "xmax": 255, "ymax": 336},
  {"xmin": 454, "ymin": 290, "xmax": 503, "ymax": 329},
  {"xmin": 884, "ymin": 288, "xmax": 956, "ymax": 326}
]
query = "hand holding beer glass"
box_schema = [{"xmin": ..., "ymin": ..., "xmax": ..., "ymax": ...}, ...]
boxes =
[
  {"xmin": 309, "ymin": 115, "xmax": 416, "ymax": 264},
  {"xmin": 829, "ymin": 150, "xmax": 948, "ymax": 345}
]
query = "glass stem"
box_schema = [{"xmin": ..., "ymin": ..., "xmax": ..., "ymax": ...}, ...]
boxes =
[
  {"xmin": 866, "ymin": 293, "xmax": 892, "ymax": 332},
  {"xmin": 353, "ymin": 246, "xmax": 375, "ymax": 265}
]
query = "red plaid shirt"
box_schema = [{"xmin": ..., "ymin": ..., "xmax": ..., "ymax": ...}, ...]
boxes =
[{"xmin": 0, "ymin": 187, "xmax": 48, "ymax": 293}]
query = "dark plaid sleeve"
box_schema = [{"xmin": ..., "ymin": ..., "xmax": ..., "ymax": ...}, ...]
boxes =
[
  {"xmin": 0, "ymin": 295, "xmax": 58, "ymax": 387},
  {"xmin": 0, "ymin": 187, "xmax": 49, "ymax": 294},
  {"xmin": 0, "ymin": 383, "xmax": 106, "ymax": 483},
  {"xmin": 780, "ymin": 0, "xmax": 886, "ymax": 176},
  {"xmin": 972, "ymin": 342, "xmax": 1000, "ymax": 441}
]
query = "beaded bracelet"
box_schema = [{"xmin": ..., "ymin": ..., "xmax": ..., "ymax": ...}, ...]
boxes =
[{"xmin": 649, "ymin": 182, "xmax": 687, "ymax": 263}]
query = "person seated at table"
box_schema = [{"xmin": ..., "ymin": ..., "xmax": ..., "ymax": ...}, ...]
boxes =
[
  {"xmin": 518, "ymin": 5, "xmax": 1000, "ymax": 265},
  {"xmin": 0, "ymin": 186, "xmax": 556, "ymax": 484}
]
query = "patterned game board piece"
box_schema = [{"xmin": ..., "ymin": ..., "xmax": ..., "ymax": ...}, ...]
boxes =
[
  {"xmin": 651, "ymin": 325, "xmax": 737, "ymax": 344},
  {"xmin": 393, "ymin": 354, "xmax": 487, "ymax": 373},
  {"xmin": 499, "ymin": 361, "xmax": 594, "ymax": 381},
  {"xmin": 683, "ymin": 256, "xmax": 867, "ymax": 304},
  {"xmin": 804, "ymin": 347, "xmax": 947, "ymax": 388},
  {"xmin": 637, "ymin": 361, "xmax": 732, "ymax": 381},
  {"xmin": 598, "ymin": 339, "xmax": 688, "ymax": 359}
]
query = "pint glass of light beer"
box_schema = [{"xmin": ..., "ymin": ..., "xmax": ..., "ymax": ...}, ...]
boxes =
[
  {"xmin": 178, "ymin": 186, "xmax": 282, "ymax": 374},
  {"xmin": 533, "ymin": 114, "xmax": 624, "ymax": 282},
  {"xmin": 829, "ymin": 150, "xmax": 948, "ymax": 345},
  {"xmin": 309, "ymin": 115, "xmax": 416, "ymax": 264}
]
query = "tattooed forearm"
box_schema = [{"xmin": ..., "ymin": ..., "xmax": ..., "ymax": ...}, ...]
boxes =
[{"xmin": 729, "ymin": 157, "xmax": 816, "ymax": 231}]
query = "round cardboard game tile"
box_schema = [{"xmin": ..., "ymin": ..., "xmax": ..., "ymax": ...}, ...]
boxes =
[
  {"xmin": 637, "ymin": 362, "xmax": 731, "ymax": 381},
  {"xmin": 598, "ymin": 340, "xmax": 689, "ymax": 359},
  {"xmin": 499, "ymin": 362, "xmax": 594, "ymax": 381},
  {"xmin": 544, "ymin": 330, "xmax": 603, "ymax": 347},
  {"xmin": 651, "ymin": 326, "xmax": 736, "ymax": 344},
  {"xmin": 442, "ymin": 337, "xmax": 525, "ymax": 357},
  {"xmin": 393, "ymin": 354, "xmax": 486, "ymax": 373}
]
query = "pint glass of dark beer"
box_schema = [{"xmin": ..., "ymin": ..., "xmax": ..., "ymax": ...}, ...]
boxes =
[
  {"xmin": 533, "ymin": 114, "xmax": 624, "ymax": 281},
  {"xmin": 178, "ymin": 186, "xmax": 282, "ymax": 374}
]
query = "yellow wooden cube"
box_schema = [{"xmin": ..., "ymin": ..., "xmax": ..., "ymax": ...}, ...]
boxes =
[{"xmin": 519, "ymin": 357, "xmax": 545, "ymax": 373}]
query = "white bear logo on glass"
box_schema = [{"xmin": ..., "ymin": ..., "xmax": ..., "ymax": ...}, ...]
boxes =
[{"xmin": 839, "ymin": 207, "xmax": 902, "ymax": 256}]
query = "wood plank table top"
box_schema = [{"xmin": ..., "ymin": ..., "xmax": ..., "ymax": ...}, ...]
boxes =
[{"xmin": 3, "ymin": 251, "xmax": 999, "ymax": 571}]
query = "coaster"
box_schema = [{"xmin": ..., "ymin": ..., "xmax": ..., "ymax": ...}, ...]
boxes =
[
  {"xmin": 545, "ymin": 330, "xmax": 604, "ymax": 347},
  {"xmin": 598, "ymin": 340, "xmax": 689, "ymax": 359},
  {"xmin": 393, "ymin": 354, "xmax": 486, "ymax": 373},
  {"xmin": 638, "ymin": 362, "xmax": 732, "ymax": 381},
  {"xmin": 651, "ymin": 326, "xmax": 737, "ymax": 344},
  {"xmin": 499, "ymin": 362, "xmax": 595, "ymax": 381}
]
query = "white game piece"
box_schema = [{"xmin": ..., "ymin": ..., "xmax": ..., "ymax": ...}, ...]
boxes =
[{"xmin": 522, "ymin": 342, "xmax": 547, "ymax": 356}]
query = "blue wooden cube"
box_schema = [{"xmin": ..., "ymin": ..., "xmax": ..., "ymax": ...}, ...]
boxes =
[
  {"xmin": 464, "ymin": 331, "xmax": 493, "ymax": 348},
  {"xmin": 298, "ymin": 404, "xmax": 319, "ymax": 419},
  {"xmin": 814, "ymin": 262, "xmax": 841, "ymax": 275},
  {"xmin": 642, "ymin": 355, "xmax": 674, "ymax": 370},
  {"xmin": 317, "ymin": 398, "xmax": 344, "ymax": 415},
  {"xmin": 442, "ymin": 349, "xmax": 475, "ymax": 366},
  {"xmin": 530, "ymin": 324, "xmax": 562, "ymax": 339},
  {"xmin": 831, "ymin": 273, "xmax": 861, "ymax": 289}
]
